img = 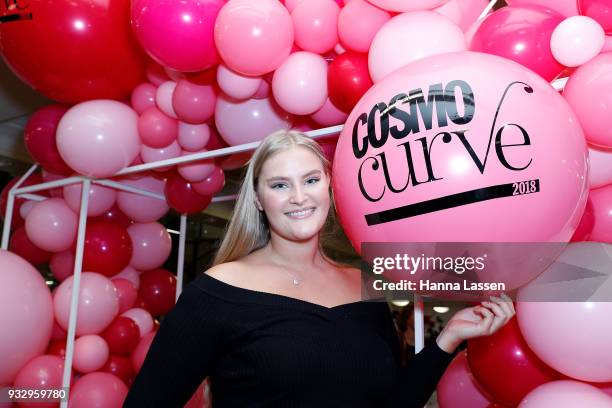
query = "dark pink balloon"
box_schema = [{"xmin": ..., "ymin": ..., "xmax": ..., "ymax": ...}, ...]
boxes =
[
  {"xmin": 579, "ymin": 0, "xmax": 612, "ymax": 33},
  {"xmin": 112, "ymin": 278, "xmax": 138, "ymax": 314},
  {"xmin": 470, "ymin": 5, "xmax": 565, "ymax": 81},
  {"xmin": 138, "ymin": 107, "xmax": 178, "ymax": 148},
  {"xmin": 50, "ymin": 251, "xmax": 75, "ymax": 282},
  {"xmin": 69, "ymin": 372, "xmax": 128, "ymax": 408},
  {"xmin": 131, "ymin": 83, "xmax": 157, "ymax": 114},
  {"xmin": 131, "ymin": 331, "xmax": 156, "ymax": 373},
  {"xmin": 164, "ymin": 173, "xmax": 212, "ymax": 214},
  {"xmin": 193, "ymin": 166, "xmax": 226, "ymax": 196},
  {"xmin": 172, "ymin": 80, "xmax": 217, "ymax": 124},
  {"xmin": 9, "ymin": 226, "xmax": 52, "ymax": 266},
  {"xmin": 14, "ymin": 355, "xmax": 66, "ymax": 408},
  {"xmin": 24, "ymin": 105, "xmax": 73, "ymax": 175}
]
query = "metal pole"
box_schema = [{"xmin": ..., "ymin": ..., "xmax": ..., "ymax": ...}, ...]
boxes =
[
  {"xmin": 414, "ymin": 295, "xmax": 425, "ymax": 353},
  {"xmin": 176, "ymin": 215, "xmax": 187, "ymax": 301},
  {"xmin": 1, "ymin": 164, "xmax": 38, "ymax": 250}
]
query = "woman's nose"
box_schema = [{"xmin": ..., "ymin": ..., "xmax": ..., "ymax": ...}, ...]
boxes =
[{"xmin": 290, "ymin": 185, "xmax": 306, "ymax": 204}]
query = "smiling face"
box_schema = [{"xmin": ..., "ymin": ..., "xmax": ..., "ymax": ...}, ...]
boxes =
[{"xmin": 255, "ymin": 146, "xmax": 331, "ymax": 242}]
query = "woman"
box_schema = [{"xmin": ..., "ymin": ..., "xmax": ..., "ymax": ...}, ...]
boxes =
[{"xmin": 124, "ymin": 130, "xmax": 515, "ymax": 407}]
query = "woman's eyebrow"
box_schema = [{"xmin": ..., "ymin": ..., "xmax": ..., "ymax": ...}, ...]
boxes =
[{"xmin": 266, "ymin": 169, "xmax": 322, "ymax": 182}]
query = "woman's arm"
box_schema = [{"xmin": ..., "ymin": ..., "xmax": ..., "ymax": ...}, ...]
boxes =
[{"xmin": 123, "ymin": 282, "xmax": 226, "ymax": 408}]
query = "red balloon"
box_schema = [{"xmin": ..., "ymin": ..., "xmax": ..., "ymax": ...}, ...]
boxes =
[
  {"xmin": 470, "ymin": 5, "xmax": 565, "ymax": 82},
  {"xmin": 467, "ymin": 317, "xmax": 560, "ymax": 407},
  {"xmin": 0, "ymin": 173, "xmax": 45, "ymax": 228},
  {"xmin": 89, "ymin": 204, "xmax": 133, "ymax": 229},
  {"xmin": 83, "ymin": 221, "xmax": 133, "ymax": 277},
  {"xmin": 327, "ymin": 51, "xmax": 373, "ymax": 113},
  {"xmin": 164, "ymin": 174, "xmax": 212, "ymax": 214},
  {"xmin": 101, "ymin": 354, "xmax": 134, "ymax": 385},
  {"xmin": 0, "ymin": 0, "xmax": 146, "ymax": 103},
  {"xmin": 51, "ymin": 320, "xmax": 67, "ymax": 341},
  {"xmin": 138, "ymin": 268, "xmax": 177, "ymax": 316},
  {"xmin": 47, "ymin": 340, "xmax": 66, "ymax": 359},
  {"xmin": 24, "ymin": 105, "xmax": 73, "ymax": 175},
  {"xmin": 9, "ymin": 226, "xmax": 52, "ymax": 266},
  {"xmin": 218, "ymin": 152, "xmax": 251, "ymax": 171},
  {"xmin": 112, "ymin": 278, "xmax": 138, "ymax": 314},
  {"xmin": 192, "ymin": 166, "xmax": 225, "ymax": 196},
  {"xmin": 205, "ymin": 124, "xmax": 229, "ymax": 151},
  {"xmin": 101, "ymin": 316, "xmax": 141, "ymax": 355}
]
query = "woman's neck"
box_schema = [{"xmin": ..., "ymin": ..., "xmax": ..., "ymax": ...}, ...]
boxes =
[{"xmin": 266, "ymin": 232, "xmax": 326, "ymax": 271}]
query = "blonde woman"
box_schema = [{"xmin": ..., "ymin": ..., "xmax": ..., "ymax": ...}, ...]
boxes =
[{"xmin": 124, "ymin": 130, "xmax": 515, "ymax": 407}]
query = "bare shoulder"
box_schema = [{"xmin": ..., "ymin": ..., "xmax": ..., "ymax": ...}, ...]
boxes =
[{"xmin": 205, "ymin": 261, "xmax": 250, "ymax": 287}]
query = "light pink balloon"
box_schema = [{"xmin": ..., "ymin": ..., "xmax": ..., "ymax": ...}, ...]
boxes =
[
  {"xmin": 590, "ymin": 147, "xmax": 612, "ymax": 189},
  {"xmin": 73, "ymin": 335, "xmax": 109, "ymax": 373},
  {"xmin": 140, "ymin": 140, "xmax": 182, "ymax": 172},
  {"xmin": 25, "ymin": 198, "xmax": 77, "ymax": 252},
  {"xmin": 131, "ymin": 331, "xmax": 156, "ymax": 373},
  {"xmin": 506, "ymin": 0, "xmax": 579, "ymax": 17},
  {"xmin": 112, "ymin": 278, "xmax": 138, "ymax": 313},
  {"xmin": 338, "ymin": 0, "xmax": 391, "ymax": 53},
  {"xmin": 370, "ymin": 11, "xmax": 466, "ymax": 82},
  {"xmin": 50, "ymin": 251, "xmax": 75, "ymax": 282},
  {"xmin": 53, "ymin": 272, "xmax": 119, "ymax": 336},
  {"xmin": 172, "ymin": 80, "xmax": 216, "ymax": 124},
  {"xmin": 214, "ymin": 0, "xmax": 294, "ymax": 76},
  {"xmin": 19, "ymin": 200, "xmax": 35, "ymax": 220},
  {"xmin": 366, "ymin": 0, "xmax": 448, "ymax": 12},
  {"xmin": 216, "ymin": 64, "xmax": 262, "ymax": 100},
  {"xmin": 178, "ymin": 149, "xmax": 216, "ymax": 182},
  {"xmin": 435, "ymin": 0, "xmax": 488, "ymax": 30},
  {"xmin": 69, "ymin": 372, "xmax": 128, "ymax": 408},
  {"xmin": 284, "ymin": 0, "xmax": 302, "ymax": 12},
  {"xmin": 138, "ymin": 107, "xmax": 178, "ymax": 148},
  {"xmin": 563, "ymin": 53, "xmax": 612, "ymax": 148},
  {"xmin": 127, "ymin": 222, "xmax": 172, "ymax": 271},
  {"xmin": 215, "ymin": 95, "xmax": 293, "ymax": 145},
  {"xmin": 311, "ymin": 98, "xmax": 348, "ymax": 126},
  {"xmin": 56, "ymin": 100, "xmax": 141, "ymax": 178},
  {"xmin": 437, "ymin": 351, "xmax": 492, "ymax": 408},
  {"xmin": 112, "ymin": 266, "xmax": 141, "ymax": 290},
  {"xmin": 551, "ymin": 16, "xmax": 605, "ymax": 67},
  {"xmin": 603, "ymin": 35, "xmax": 612, "ymax": 52},
  {"xmin": 63, "ymin": 182, "xmax": 117, "ymax": 217},
  {"xmin": 0, "ymin": 250, "xmax": 54, "ymax": 385},
  {"xmin": 291, "ymin": 0, "xmax": 340, "ymax": 54},
  {"xmin": 178, "ymin": 122, "xmax": 211, "ymax": 151},
  {"xmin": 272, "ymin": 51, "xmax": 328, "ymax": 115},
  {"xmin": 117, "ymin": 175, "xmax": 169, "ymax": 223},
  {"xmin": 518, "ymin": 381, "xmax": 612, "ymax": 408},
  {"xmin": 131, "ymin": 83, "xmax": 157, "ymax": 114},
  {"xmin": 155, "ymin": 81, "xmax": 178, "ymax": 119},
  {"xmin": 121, "ymin": 308, "xmax": 154, "ymax": 337},
  {"xmin": 14, "ymin": 355, "xmax": 66, "ymax": 398}
]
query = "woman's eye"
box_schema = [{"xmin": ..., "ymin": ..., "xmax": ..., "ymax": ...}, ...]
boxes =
[
  {"xmin": 271, "ymin": 183, "xmax": 287, "ymax": 189},
  {"xmin": 306, "ymin": 178, "xmax": 320, "ymax": 185}
]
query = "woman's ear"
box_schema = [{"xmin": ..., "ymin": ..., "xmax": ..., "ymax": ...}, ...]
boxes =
[{"xmin": 254, "ymin": 194, "xmax": 263, "ymax": 211}]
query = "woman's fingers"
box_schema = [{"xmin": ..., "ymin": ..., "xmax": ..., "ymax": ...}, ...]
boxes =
[
  {"xmin": 481, "ymin": 300, "xmax": 506, "ymax": 334},
  {"xmin": 473, "ymin": 306, "xmax": 494, "ymax": 333}
]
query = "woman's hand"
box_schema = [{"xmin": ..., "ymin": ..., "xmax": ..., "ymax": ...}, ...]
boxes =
[{"xmin": 436, "ymin": 293, "xmax": 515, "ymax": 353}]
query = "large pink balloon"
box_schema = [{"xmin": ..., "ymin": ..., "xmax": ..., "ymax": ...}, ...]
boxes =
[
  {"xmin": 507, "ymin": 0, "xmax": 579, "ymax": 17},
  {"xmin": 437, "ymin": 351, "xmax": 492, "ymax": 408},
  {"xmin": 69, "ymin": 372, "xmax": 128, "ymax": 408},
  {"xmin": 518, "ymin": 381, "xmax": 612, "ymax": 408},
  {"xmin": 216, "ymin": 64, "xmax": 262, "ymax": 101},
  {"xmin": 214, "ymin": 0, "xmax": 294, "ymax": 76},
  {"xmin": 73, "ymin": 335, "xmax": 110, "ymax": 373},
  {"xmin": 0, "ymin": 250, "xmax": 54, "ymax": 385},
  {"xmin": 25, "ymin": 198, "xmax": 78, "ymax": 252},
  {"xmin": 368, "ymin": 11, "xmax": 466, "ymax": 82},
  {"xmin": 127, "ymin": 222, "xmax": 172, "ymax": 271},
  {"xmin": 366, "ymin": 0, "xmax": 448, "ymax": 12},
  {"xmin": 272, "ymin": 51, "xmax": 328, "ymax": 115},
  {"xmin": 338, "ymin": 0, "xmax": 391, "ymax": 53},
  {"xmin": 131, "ymin": 0, "xmax": 223, "ymax": 72},
  {"xmin": 215, "ymin": 96, "xmax": 293, "ymax": 145},
  {"xmin": 54, "ymin": 272, "xmax": 119, "ymax": 336},
  {"xmin": 117, "ymin": 175, "xmax": 170, "ymax": 222},
  {"xmin": 63, "ymin": 182, "xmax": 117, "ymax": 217},
  {"xmin": 332, "ymin": 52, "xmax": 588, "ymax": 247},
  {"xmin": 291, "ymin": 0, "xmax": 340, "ymax": 54},
  {"xmin": 14, "ymin": 355, "xmax": 66, "ymax": 408},
  {"xmin": 563, "ymin": 53, "xmax": 612, "ymax": 148},
  {"xmin": 56, "ymin": 100, "xmax": 140, "ymax": 178}
]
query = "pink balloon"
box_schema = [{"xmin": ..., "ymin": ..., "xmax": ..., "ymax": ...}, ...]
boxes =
[
  {"xmin": 507, "ymin": 0, "xmax": 579, "ymax": 17},
  {"xmin": 112, "ymin": 278, "xmax": 138, "ymax": 314},
  {"xmin": 216, "ymin": 64, "xmax": 262, "ymax": 100},
  {"xmin": 178, "ymin": 122, "xmax": 211, "ymax": 151},
  {"xmin": 121, "ymin": 308, "xmax": 154, "ymax": 337},
  {"xmin": 117, "ymin": 175, "xmax": 170, "ymax": 222},
  {"xmin": 14, "ymin": 355, "xmax": 66, "ymax": 408},
  {"xmin": 112, "ymin": 266, "xmax": 141, "ymax": 290},
  {"xmin": 193, "ymin": 166, "xmax": 226, "ymax": 196},
  {"xmin": 131, "ymin": 331, "xmax": 156, "ymax": 373},
  {"xmin": 368, "ymin": 11, "xmax": 466, "ymax": 82},
  {"xmin": 50, "ymin": 251, "xmax": 75, "ymax": 282},
  {"xmin": 63, "ymin": 182, "xmax": 117, "ymax": 217},
  {"xmin": 291, "ymin": 0, "xmax": 340, "ymax": 54},
  {"xmin": 140, "ymin": 140, "xmax": 182, "ymax": 171},
  {"xmin": 69, "ymin": 372, "xmax": 128, "ymax": 408},
  {"xmin": 272, "ymin": 51, "xmax": 328, "ymax": 115},
  {"xmin": 338, "ymin": 0, "xmax": 391, "ymax": 53},
  {"xmin": 311, "ymin": 98, "xmax": 349, "ymax": 126},
  {"xmin": 253, "ymin": 79, "xmax": 271, "ymax": 99},
  {"xmin": 0, "ymin": 250, "xmax": 54, "ymax": 385},
  {"xmin": 470, "ymin": 6, "xmax": 565, "ymax": 82},
  {"xmin": 138, "ymin": 107, "xmax": 178, "ymax": 148},
  {"xmin": 130, "ymin": 83, "xmax": 157, "ymax": 114},
  {"xmin": 178, "ymin": 150, "xmax": 216, "ymax": 182},
  {"xmin": 434, "ymin": 0, "xmax": 489, "ymax": 30},
  {"xmin": 51, "ymin": 320, "xmax": 68, "ymax": 341},
  {"xmin": 580, "ymin": 0, "xmax": 612, "ymax": 33},
  {"xmin": 214, "ymin": 0, "xmax": 294, "ymax": 76},
  {"xmin": 332, "ymin": 52, "xmax": 588, "ymax": 248},
  {"xmin": 145, "ymin": 61, "xmax": 170, "ymax": 86},
  {"xmin": 19, "ymin": 200, "xmax": 35, "ymax": 220},
  {"xmin": 551, "ymin": 16, "xmax": 605, "ymax": 67},
  {"xmin": 155, "ymin": 81, "xmax": 178, "ymax": 119},
  {"xmin": 518, "ymin": 381, "xmax": 612, "ymax": 408},
  {"xmin": 73, "ymin": 335, "xmax": 109, "ymax": 373},
  {"xmin": 25, "ymin": 198, "xmax": 77, "ymax": 252},
  {"xmin": 590, "ymin": 183, "xmax": 612, "ymax": 242},
  {"xmin": 53, "ymin": 272, "xmax": 119, "ymax": 336},
  {"xmin": 56, "ymin": 100, "xmax": 140, "ymax": 178},
  {"xmin": 127, "ymin": 222, "xmax": 172, "ymax": 271},
  {"xmin": 366, "ymin": 0, "xmax": 448, "ymax": 12},
  {"xmin": 41, "ymin": 170, "xmax": 65, "ymax": 198},
  {"xmin": 563, "ymin": 53, "xmax": 612, "ymax": 148},
  {"xmin": 437, "ymin": 351, "xmax": 492, "ymax": 408},
  {"xmin": 590, "ymin": 147, "xmax": 612, "ymax": 189},
  {"xmin": 172, "ymin": 80, "xmax": 217, "ymax": 124},
  {"xmin": 215, "ymin": 96, "xmax": 293, "ymax": 145}
]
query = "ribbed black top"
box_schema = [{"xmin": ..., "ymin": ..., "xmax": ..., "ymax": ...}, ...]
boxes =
[{"xmin": 124, "ymin": 273, "xmax": 456, "ymax": 408}]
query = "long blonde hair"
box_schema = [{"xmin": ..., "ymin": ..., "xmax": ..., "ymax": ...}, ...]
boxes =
[{"xmin": 212, "ymin": 130, "xmax": 338, "ymax": 266}]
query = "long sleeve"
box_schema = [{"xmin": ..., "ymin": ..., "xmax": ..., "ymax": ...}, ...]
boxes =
[
  {"xmin": 123, "ymin": 282, "xmax": 227, "ymax": 408},
  {"xmin": 379, "ymin": 305, "xmax": 458, "ymax": 408}
]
